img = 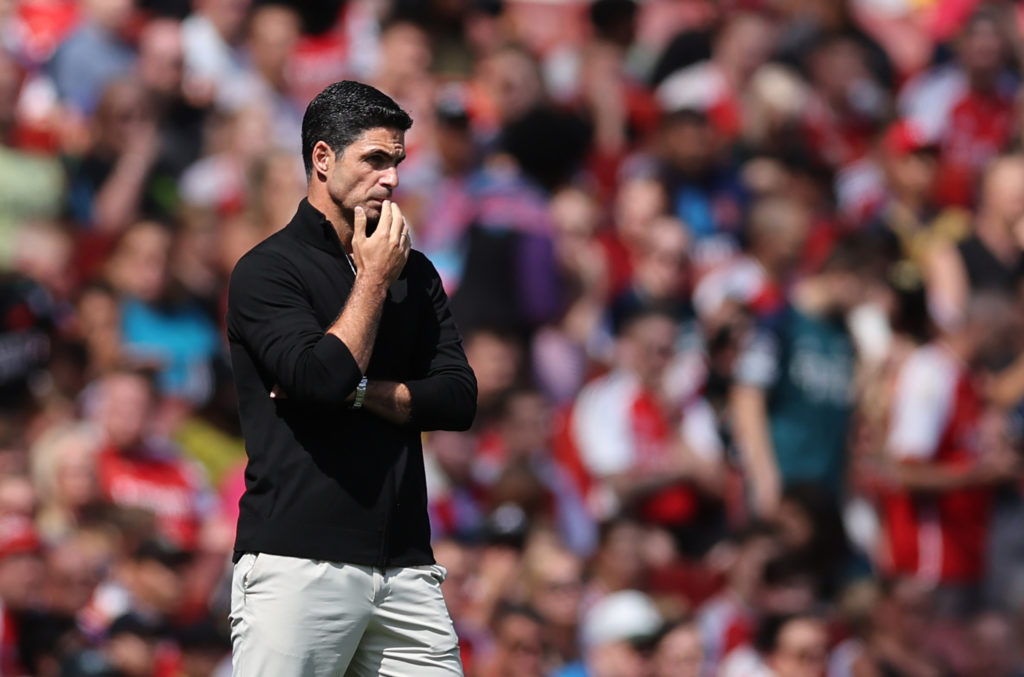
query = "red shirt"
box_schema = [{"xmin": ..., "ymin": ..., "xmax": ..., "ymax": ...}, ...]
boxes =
[
  {"xmin": 935, "ymin": 89, "xmax": 1014, "ymax": 207},
  {"xmin": 97, "ymin": 445, "xmax": 205, "ymax": 550},
  {"xmin": 883, "ymin": 345, "xmax": 992, "ymax": 583}
]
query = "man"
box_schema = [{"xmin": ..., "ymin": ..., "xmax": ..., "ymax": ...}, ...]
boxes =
[
  {"xmin": 730, "ymin": 237, "xmax": 872, "ymax": 517},
  {"xmin": 555, "ymin": 590, "xmax": 663, "ymax": 677},
  {"xmin": 882, "ymin": 293, "xmax": 1018, "ymax": 606},
  {"xmin": 226, "ymin": 81, "xmax": 476, "ymax": 675},
  {"xmin": 571, "ymin": 307, "xmax": 726, "ymax": 553}
]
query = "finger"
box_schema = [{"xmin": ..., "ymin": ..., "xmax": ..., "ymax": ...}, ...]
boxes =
[
  {"xmin": 354, "ymin": 206, "xmax": 366, "ymax": 240},
  {"xmin": 389, "ymin": 202, "xmax": 404, "ymax": 241},
  {"xmin": 377, "ymin": 200, "xmax": 392, "ymax": 238},
  {"xmin": 401, "ymin": 220, "xmax": 412, "ymax": 251}
]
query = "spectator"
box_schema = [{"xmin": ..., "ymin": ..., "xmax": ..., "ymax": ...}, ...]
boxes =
[
  {"xmin": 86, "ymin": 367, "xmax": 208, "ymax": 550},
  {"xmin": 556, "ymin": 589, "xmax": 663, "ymax": 677},
  {"xmin": 48, "ymin": 0, "xmax": 135, "ymax": 115},
  {"xmin": 650, "ymin": 619, "xmax": 703, "ymax": 677},
  {"xmin": 475, "ymin": 603, "xmax": 545, "ymax": 677},
  {"xmin": 571, "ymin": 307, "xmax": 726, "ymax": 553},
  {"xmin": 881, "ymin": 292, "xmax": 1019, "ymax": 609},
  {"xmin": 731, "ymin": 236, "xmax": 874, "ymax": 517}
]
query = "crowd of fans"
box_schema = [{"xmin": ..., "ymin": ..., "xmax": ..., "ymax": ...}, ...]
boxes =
[{"xmin": 4, "ymin": 0, "xmax": 1024, "ymax": 675}]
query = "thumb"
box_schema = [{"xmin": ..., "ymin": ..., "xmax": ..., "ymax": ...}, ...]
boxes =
[{"xmin": 354, "ymin": 206, "xmax": 367, "ymax": 241}]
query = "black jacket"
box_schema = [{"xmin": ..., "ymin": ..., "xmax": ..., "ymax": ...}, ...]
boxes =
[{"xmin": 226, "ymin": 199, "xmax": 477, "ymax": 567}]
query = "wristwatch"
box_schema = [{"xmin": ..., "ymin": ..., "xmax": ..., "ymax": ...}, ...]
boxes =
[{"xmin": 351, "ymin": 376, "xmax": 368, "ymax": 409}]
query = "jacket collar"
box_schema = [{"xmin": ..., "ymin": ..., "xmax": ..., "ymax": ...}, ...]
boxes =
[{"xmin": 286, "ymin": 198, "xmax": 346, "ymax": 257}]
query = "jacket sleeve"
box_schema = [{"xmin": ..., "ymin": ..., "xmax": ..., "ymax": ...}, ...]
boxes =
[
  {"xmin": 404, "ymin": 255, "xmax": 478, "ymax": 431},
  {"xmin": 227, "ymin": 249, "xmax": 362, "ymax": 406}
]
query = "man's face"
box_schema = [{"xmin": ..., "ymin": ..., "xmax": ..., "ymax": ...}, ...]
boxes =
[
  {"xmin": 325, "ymin": 127, "xmax": 406, "ymax": 229},
  {"xmin": 770, "ymin": 618, "xmax": 828, "ymax": 677}
]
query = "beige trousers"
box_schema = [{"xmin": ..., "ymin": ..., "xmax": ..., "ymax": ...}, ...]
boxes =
[{"xmin": 229, "ymin": 552, "xmax": 463, "ymax": 676}]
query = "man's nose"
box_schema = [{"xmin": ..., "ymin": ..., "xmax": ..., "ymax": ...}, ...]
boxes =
[{"xmin": 380, "ymin": 167, "xmax": 399, "ymax": 190}]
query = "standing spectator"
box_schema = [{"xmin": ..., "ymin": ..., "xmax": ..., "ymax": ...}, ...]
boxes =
[
  {"xmin": 730, "ymin": 237, "xmax": 872, "ymax": 517},
  {"xmin": 931, "ymin": 9, "xmax": 1018, "ymax": 208},
  {"xmin": 926, "ymin": 154, "xmax": 1024, "ymax": 330},
  {"xmin": 881, "ymin": 293, "xmax": 1019, "ymax": 607},
  {"xmin": 48, "ymin": 0, "xmax": 135, "ymax": 114}
]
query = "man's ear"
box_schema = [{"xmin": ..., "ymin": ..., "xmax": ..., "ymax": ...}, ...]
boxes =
[{"xmin": 312, "ymin": 141, "xmax": 334, "ymax": 178}]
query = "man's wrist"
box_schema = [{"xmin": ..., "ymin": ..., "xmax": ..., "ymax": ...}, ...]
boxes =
[{"xmin": 351, "ymin": 376, "xmax": 369, "ymax": 409}]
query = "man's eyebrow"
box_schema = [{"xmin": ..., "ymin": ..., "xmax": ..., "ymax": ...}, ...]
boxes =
[{"xmin": 362, "ymin": 147, "xmax": 405, "ymax": 161}]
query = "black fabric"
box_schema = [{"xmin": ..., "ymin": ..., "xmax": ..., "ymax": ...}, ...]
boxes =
[
  {"xmin": 957, "ymin": 235, "xmax": 1024, "ymax": 294},
  {"xmin": 226, "ymin": 199, "xmax": 476, "ymax": 567}
]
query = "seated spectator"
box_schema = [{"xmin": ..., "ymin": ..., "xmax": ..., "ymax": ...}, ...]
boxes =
[
  {"xmin": 475, "ymin": 602, "xmax": 546, "ymax": 677},
  {"xmin": 86, "ymin": 367, "xmax": 210, "ymax": 550},
  {"xmin": 650, "ymin": 619, "xmax": 703, "ymax": 677},
  {"xmin": 105, "ymin": 221, "xmax": 221, "ymax": 404},
  {"xmin": 30, "ymin": 421, "xmax": 103, "ymax": 542},
  {"xmin": 556, "ymin": 589, "xmax": 663, "ymax": 677},
  {"xmin": 49, "ymin": 0, "xmax": 135, "ymax": 115},
  {"xmin": 571, "ymin": 307, "xmax": 726, "ymax": 554}
]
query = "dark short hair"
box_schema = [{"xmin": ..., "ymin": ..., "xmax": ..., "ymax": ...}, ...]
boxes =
[{"xmin": 301, "ymin": 80, "xmax": 413, "ymax": 178}]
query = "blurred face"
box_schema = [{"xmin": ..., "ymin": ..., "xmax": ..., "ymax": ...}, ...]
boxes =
[
  {"xmin": 615, "ymin": 178, "xmax": 668, "ymax": 250},
  {"xmin": 596, "ymin": 522, "xmax": 644, "ymax": 590},
  {"xmin": 248, "ymin": 6, "xmax": 300, "ymax": 87},
  {"xmin": 109, "ymin": 223, "xmax": 172, "ymax": 303},
  {"xmin": 55, "ymin": 436, "xmax": 99, "ymax": 510},
  {"xmin": 716, "ymin": 13, "xmax": 775, "ymax": 82},
  {"xmin": 501, "ymin": 393, "xmax": 551, "ymax": 458},
  {"xmin": 432, "ymin": 540, "xmax": 474, "ymax": 618},
  {"xmin": 138, "ymin": 20, "xmax": 184, "ymax": 97},
  {"xmin": 465, "ymin": 332, "xmax": 522, "ymax": 404},
  {"xmin": 483, "ymin": 49, "xmax": 544, "ymax": 123},
  {"xmin": 495, "ymin": 614, "xmax": 545, "ymax": 677},
  {"xmin": 886, "ymin": 152, "xmax": 938, "ymax": 201},
  {"xmin": 85, "ymin": 0, "xmax": 133, "ymax": 32},
  {"xmin": 967, "ymin": 613, "xmax": 1015, "ymax": 677},
  {"xmin": 380, "ymin": 22, "xmax": 432, "ymax": 81},
  {"xmin": 107, "ymin": 633, "xmax": 158, "ymax": 677},
  {"xmin": 589, "ymin": 641, "xmax": 649, "ymax": 677},
  {"xmin": 623, "ymin": 315, "xmax": 677, "ymax": 388},
  {"xmin": 0, "ymin": 552, "xmax": 44, "ymax": 610},
  {"xmin": 982, "ymin": 157, "xmax": 1024, "ymax": 227},
  {"xmin": 652, "ymin": 625, "xmax": 703, "ymax": 677},
  {"xmin": 0, "ymin": 476, "xmax": 35, "ymax": 519},
  {"xmin": 131, "ymin": 559, "xmax": 184, "ymax": 614},
  {"xmin": 960, "ymin": 18, "xmax": 1005, "ymax": 81},
  {"xmin": 635, "ymin": 220, "xmax": 689, "ymax": 300},
  {"xmin": 430, "ymin": 430, "xmax": 477, "ymax": 485},
  {"xmin": 878, "ymin": 579, "xmax": 933, "ymax": 646},
  {"xmin": 319, "ymin": 127, "xmax": 405, "ymax": 228},
  {"xmin": 95, "ymin": 373, "xmax": 154, "ymax": 450},
  {"xmin": 770, "ymin": 618, "xmax": 829, "ymax": 677},
  {"xmin": 661, "ymin": 118, "xmax": 714, "ymax": 174},
  {"xmin": 95, "ymin": 83, "xmax": 154, "ymax": 154},
  {"xmin": 47, "ymin": 542, "xmax": 103, "ymax": 615},
  {"xmin": 530, "ymin": 552, "xmax": 583, "ymax": 628}
]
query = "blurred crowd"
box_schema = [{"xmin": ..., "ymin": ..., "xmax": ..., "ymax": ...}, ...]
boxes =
[{"xmin": 5, "ymin": 0, "xmax": 1024, "ymax": 675}]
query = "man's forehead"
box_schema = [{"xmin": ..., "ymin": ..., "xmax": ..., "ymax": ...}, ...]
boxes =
[{"xmin": 351, "ymin": 127, "xmax": 406, "ymax": 150}]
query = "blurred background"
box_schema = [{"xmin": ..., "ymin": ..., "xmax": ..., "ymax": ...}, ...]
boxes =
[{"xmin": 3, "ymin": 0, "xmax": 1024, "ymax": 675}]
